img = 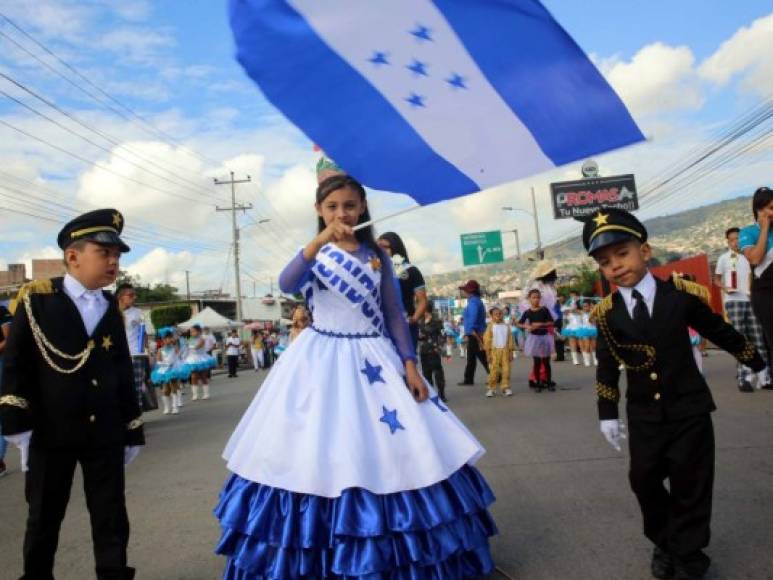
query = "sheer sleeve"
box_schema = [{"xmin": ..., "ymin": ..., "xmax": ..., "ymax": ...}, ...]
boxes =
[
  {"xmin": 279, "ymin": 250, "xmax": 314, "ymax": 294},
  {"xmin": 380, "ymin": 252, "xmax": 417, "ymax": 363}
]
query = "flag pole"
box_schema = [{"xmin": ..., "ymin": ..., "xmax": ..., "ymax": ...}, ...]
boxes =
[{"xmin": 353, "ymin": 205, "xmax": 422, "ymax": 231}]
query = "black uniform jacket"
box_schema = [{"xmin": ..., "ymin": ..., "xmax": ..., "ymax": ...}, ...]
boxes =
[
  {"xmin": 595, "ymin": 276, "xmax": 764, "ymax": 422},
  {"xmin": 0, "ymin": 277, "xmax": 145, "ymax": 449}
]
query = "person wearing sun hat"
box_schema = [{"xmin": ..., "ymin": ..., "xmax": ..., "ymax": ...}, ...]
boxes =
[
  {"xmin": 1, "ymin": 208, "xmax": 143, "ymax": 580},
  {"xmin": 584, "ymin": 206, "xmax": 767, "ymax": 580},
  {"xmin": 458, "ymin": 279, "xmax": 489, "ymax": 385}
]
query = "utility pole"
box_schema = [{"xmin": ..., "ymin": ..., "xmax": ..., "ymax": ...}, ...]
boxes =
[
  {"xmin": 185, "ymin": 270, "xmax": 191, "ymax": 301},
  {"xmin": 530, "ymin": 186, "xmax": 544, "ymax": 260},
  {"xmin": 215, "ymin": 171, "xmax": 253, "ymax": 321},
  {"xmin": 505, "ymin": 229, "xmax": 521, "ymax": 259}
]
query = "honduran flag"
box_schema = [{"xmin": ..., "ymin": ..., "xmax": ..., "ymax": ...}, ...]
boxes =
[{"xmin": 230, "ymin": 0, "xmax": 644, "ymax": 205}]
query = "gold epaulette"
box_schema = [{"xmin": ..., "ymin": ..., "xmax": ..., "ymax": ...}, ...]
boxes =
[
  {"xmin": 671, "ymin": 272, "xmax": 711, "ymax": 306},
  {"xmin": 9, "ymin": 279, "xmax": 54, "ymax": 315},
  {"xmin": 590, "ymin": 293, "xmax": 613, "ymax": 322}
]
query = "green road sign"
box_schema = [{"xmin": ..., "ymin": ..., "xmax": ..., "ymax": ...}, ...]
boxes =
[{"xmin": 460, "ymin": 231, "xmax": 504, "ymax": 266}]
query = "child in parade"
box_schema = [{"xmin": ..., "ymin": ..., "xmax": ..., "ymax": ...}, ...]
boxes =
[
  {"xmin": 250, "ymin": 331, "xmax": 264, "ymax": 371},
  {"xmin": 578, "ymin": 299, "xmax": 599, "ymax": 366},
  {"xmin": 214, "ymin": 174, "xmax": 496, "ymax": 579},
  {"xmin": 183, "ymin": 324, "xmax": 216, "ymax": 401},
  {"xmin": 176, "ymin": 329, "xmax": 190, "ymax": 406},
  {"xmin": 418, "ymin": 300, "xmax": 447, "ymax": 402},
  {"xmin": 151, "ymin": 327, "xmax": 183, "ymax": 415},
  {"xmin": 483, "ymin": 304, "xmax": 515, "ymax": 397},
  {"xmin": 0, "ymin": 209, "xmax": 144, "ymax": 579},
  {"xmin": 519, "ymin": 289, "xmax": 556, "ymax": 392},
  {"xmin": 562, "ymin": 293, "xmax": 583, "ymax": 365},
  {"xmin": 584, "ymin": 207, "xmax": 766, "ymax": 580},
  {"xmin": 443, "ymin": 319, "xmax": 456, "ymax": 362},
  {"xmin": 288, "ymin": 304, "xmax": 311, "ymax": 343}
]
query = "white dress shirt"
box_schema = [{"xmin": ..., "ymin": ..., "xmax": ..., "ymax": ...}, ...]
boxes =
[
  {"xmin": 63, "ymin": 273, "xmax": 108, "ymax": 336},
  {"xmin": 618, "ymin": 271, "xmax": 656, "ymax": 319}
]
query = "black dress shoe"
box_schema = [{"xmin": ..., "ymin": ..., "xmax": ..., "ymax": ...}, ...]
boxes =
[
  {"xmin": 673, "ymin": 551, "xmax": 710, "ymax": 579},
  {"xmin": 738, "ymin": 380, "xmax": 754, "ymax": 392},
  {"xmin": 457, "ymin": 381, "xmax": 473, "ymax": 386},
  {"xmin": 651, "ymin": 546, "xmax": 675, "ymax": 579},
  {"xmin": 761, "ymin": 382, "xmax": 773, "ymax": 390}
]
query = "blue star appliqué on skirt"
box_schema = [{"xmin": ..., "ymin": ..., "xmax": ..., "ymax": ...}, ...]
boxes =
[
  {"xmin": 379, "ymin": 406, "xmax": 405, "ymax": 434},
  {"xmin": 361, "ymin": 358, "xmax": 385, "ymax": 385},
  {"xmin": 430, "ymin": 395, "xmax": 448, "ymax": 412}
]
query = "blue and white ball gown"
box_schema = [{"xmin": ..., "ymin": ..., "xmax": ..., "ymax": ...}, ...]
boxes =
[
  {"xmin": 576, "ymin": 312, "xmax": 598, "ymax": 367},
  {"xmin": 151, "ymin": 345, "xmax": 184, "ymax": 414},
  {"xmin": 215, "ymin": 244, "xmax": 497, "ymax": 579}
]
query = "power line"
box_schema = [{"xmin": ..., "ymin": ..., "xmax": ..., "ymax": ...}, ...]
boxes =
[
  {"xmin": 0, "ymin": 72, "xmax": 229, "ymax": 202},
  {"xmin": 0, "ymin": 13, "xmax": 223, "ymax": 168}
]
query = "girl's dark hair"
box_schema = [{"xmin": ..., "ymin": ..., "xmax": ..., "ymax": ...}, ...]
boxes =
[
  {"xmin": 752, "ymin": 186, "xmax": 773, "ymax": 220},
  {"xmin": 316, "ymin": 174, "xmax": 379, "ymax": 254},
  {"xmin": 377, "ymin": 231, "xmax": 410, "ymax": 262},
  {"xmin": 528, "ymin": 288, "xmax": 541, "ymax": 297}
]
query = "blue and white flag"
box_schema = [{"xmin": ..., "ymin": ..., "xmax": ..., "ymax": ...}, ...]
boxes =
[{"xmin": 230, "ymin": 0, "xmax": 644, "ymax": 204}]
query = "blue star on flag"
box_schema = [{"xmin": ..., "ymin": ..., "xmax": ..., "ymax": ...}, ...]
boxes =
[
  {"xmin": 430, "ymin": 395, "xmax": 448, "ymax": 412},
  {"xmin": 407, "ymin": 59, "xmax": 428, "ymax": 77},
  {"xmin": 379, "ymin": 406, "xmax": 405, "ymax": 434},
  {"xmin": 369, "ymin": 51, "xmax": 390, "ymax": 66},
  {"xmin": 446, "ymin": 73, "xmax": 467, "ymax": 90},
  {"xmin": 361, "ymin": 359, "xmax": 385, "ymax": 385},
  {"xmin": 410, "ymin": 24, "xmax": 433, "ymax": 42},
  {"xmin": 406, "ymin": 92, "xmax": 426, "ymax": 108}
]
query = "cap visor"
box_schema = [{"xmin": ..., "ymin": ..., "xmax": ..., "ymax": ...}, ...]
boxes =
[
  {"xmin": 588, "ymin": 231, "xmax": 637, "ymax": 255},
  {"xmin": 90, "ymin": 231, "xmax": 131, "ymax": 253}
]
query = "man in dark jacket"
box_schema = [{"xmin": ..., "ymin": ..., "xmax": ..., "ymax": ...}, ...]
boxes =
[
  {"xmin": 418, "ymin": 300, "xmax": 446, "ymax": 402},
  {"xmin": 1, "ymin": 209, "xmax": 144, "ymax": 580}
]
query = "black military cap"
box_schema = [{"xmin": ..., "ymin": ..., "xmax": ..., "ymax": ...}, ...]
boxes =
[
  {"xmin": 582, "ymin": 207, "xmax": 647, "ymax": 255},
  {"xmin": 57, "ymin": 208, "xmax": 130, "ymax": 252}
]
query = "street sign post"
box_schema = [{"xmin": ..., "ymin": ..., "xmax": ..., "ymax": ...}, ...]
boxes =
[{"xmin": 460, "ymin": 231, "xmax": 504, "ymax": 266}]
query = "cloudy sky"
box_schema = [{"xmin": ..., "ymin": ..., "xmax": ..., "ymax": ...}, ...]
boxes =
[{"xmin": 0, "ymin": 0, "xmax": 771, "ymax": 295}]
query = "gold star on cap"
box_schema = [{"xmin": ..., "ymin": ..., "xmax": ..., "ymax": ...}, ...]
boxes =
[
  {"xmin": 102, "ymin": 335, "xmax": 113, "ymax": 351},
  {"xmin": 112, "ymin": 212, "xmax": 122, "ymax": 228},
  {"xmin": 593, "ymin": 212, "xmax": 609, "ymax": 228}
]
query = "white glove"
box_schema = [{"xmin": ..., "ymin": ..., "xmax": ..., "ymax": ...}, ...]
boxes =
[
  {"xmin": 5, "ymin": 430, "xmax": 32, "ymax": 472},
  {"xmin": 600, "ymin": 420, "xmax": 627, "ymax": 452},
  {"xmin": 124, "ymin": 446, "xmax": 141, "ymax": 466}
]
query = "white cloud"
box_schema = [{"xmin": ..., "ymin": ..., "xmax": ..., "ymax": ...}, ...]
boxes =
[
  {"xmin": 600, "ymin": 42, "xmax": 704, "ymax": 118},
  {"xmin": 123, "ymin": 247, "xmax": 194, "ymax": 288},
  {"xmin": 698, "ymin": 13, "xmax": 773, "ymax": 97},
  {"xmin": 97, "ymin": 27, "xmax": 175, "ymax": 66}
]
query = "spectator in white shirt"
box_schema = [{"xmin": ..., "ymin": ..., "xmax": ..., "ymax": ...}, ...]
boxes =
[
  {"xmin": 714, "ymin": 227, "xmax": 770, "ymax": 391},
  {"xmin": 225, "ymin": 330, "xmax": 242, "ymax": 378}
]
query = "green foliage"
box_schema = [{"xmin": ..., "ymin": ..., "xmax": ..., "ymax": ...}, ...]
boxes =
[
  {"xmin": 150, "ymin": 304, "xmax": 192, "ymax": 330},
  {"xmin": 567, "ymin": 262, "xmax": 600, "ymax": 296},
  {"xmin": 116, "ymin": 271, "xmax": 179, "ymax": 303}
]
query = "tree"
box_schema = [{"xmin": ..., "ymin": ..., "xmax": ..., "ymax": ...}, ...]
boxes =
[
  {"xmin": 116, "ymin": 270, "xmax": 179, "ymax": 303},
  {"xmin": 150, "ymin": 304, "xmax": 192, "ymax": 329},
  {"xmin": 567, "ymin": 262, "xmax": 600, "ymax": 296}
]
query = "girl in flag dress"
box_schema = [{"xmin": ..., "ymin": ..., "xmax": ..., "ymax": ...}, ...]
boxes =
[
  {"xmin": 214, "ymin": 175, "xmax": 496, "ymax": 579},
  {"xmin": 576, "ymin": 300, "xmax": 599, "ymax": 367}
]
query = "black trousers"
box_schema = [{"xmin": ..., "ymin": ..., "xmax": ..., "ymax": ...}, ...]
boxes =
[
  {"xmin": 554, "ymin": 321, "xmax": 565, "ymax": 361},
  {"xmin": 227, "ymin": 355, "xmax": 239, "ymax": 377},
  {"xmin": 420, "ymin": 354, "xmax": 445, "ymax": 399},
  {"xmin": 23, "ymin": 445, "xmax": 134, "ymax": 580},
  {"xmin": 751, "ymin": 288, "xmax": 773, "ymax": 365},
  {"xmin": 628, "ymin": 413, "xmax": 714, "ymax": 575},
  {"xmin": 463, "ymin": 335, "xmax": 489, "ymax": 384}
]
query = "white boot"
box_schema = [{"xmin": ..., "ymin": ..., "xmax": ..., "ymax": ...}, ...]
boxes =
[
  {"xmin": 192, "ymin": 384, "xmax": 199, "ymax": 401},
  {"xmin": 162, "ymin": 395, "xmax": 171, "ymax": 415},
  {"xmin": 582, "ymin": 352, "xmax": 592, "ymax": 367},
  {"xmin": 592, "ymin": 352, "xmax": 598, "ymax": 366},
  {"xmin": 178, "ymin": 388, "xmax": 185, "ymax": 407},
  {"xmin": 203, "ymin": 383, "xmax": 211, "ymax": 400},
  {"xmin": 571, "ymin": 351, "xmax": 580, "ymax": 365},
  {"xmin": 171, "ymin": 392, "xmax": 180, "ymax": 414}
]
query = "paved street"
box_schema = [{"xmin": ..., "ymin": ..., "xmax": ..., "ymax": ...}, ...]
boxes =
[{"xmin": 0, "ymin": 352, "xmax": 771, "ymax": 579}]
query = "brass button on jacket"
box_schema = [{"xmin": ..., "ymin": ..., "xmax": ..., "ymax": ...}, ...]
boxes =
[
  {"xmin": 654, "ymin": 393, "xmax": 661, "ymax": 401},
  {"xmin": 89, "ymin": 415, "xmax": 96, "ymax": 423},
  {"xmin": 649, "ymin": 372, "xmax": 658, "ymax": 381}
]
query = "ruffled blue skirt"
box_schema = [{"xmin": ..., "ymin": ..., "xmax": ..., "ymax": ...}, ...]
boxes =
[
  {"xmin": 150, "ymin": 366, "xmax": 183, "ymax": 384},
  {"xmin": 214, "ymin": 465, "xmax": 497, "ymax": 579}
]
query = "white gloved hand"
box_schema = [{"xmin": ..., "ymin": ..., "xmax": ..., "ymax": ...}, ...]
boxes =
[
  {"xmin": 124, "ymin": 446, "xmax": 141, "ymax": 466},
  {"xmin": 5, "ymin": 430, "xmax": 32, "ymax": 472},
  {"xmin": 600, "ymin": 420, "xmax": 627, "ymax": 452}
]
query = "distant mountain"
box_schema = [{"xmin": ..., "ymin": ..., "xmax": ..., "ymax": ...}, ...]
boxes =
[{"xmin": 426, "ymin": 196, "xmax": 754, "ymax": 296}]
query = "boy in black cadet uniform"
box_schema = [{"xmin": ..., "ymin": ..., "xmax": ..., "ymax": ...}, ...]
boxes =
[
  {"xmin": 0, "ymin": 209, "xmax": 144, "ymax": 580},
  {"xmin": 583, "ymin": 207, "xmax": 766, "ymax": 580}
]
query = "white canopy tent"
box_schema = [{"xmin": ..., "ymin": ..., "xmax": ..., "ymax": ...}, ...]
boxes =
[{"xmin": 178, "ymin": 306, "xmax": 243, "ymax": 332}]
